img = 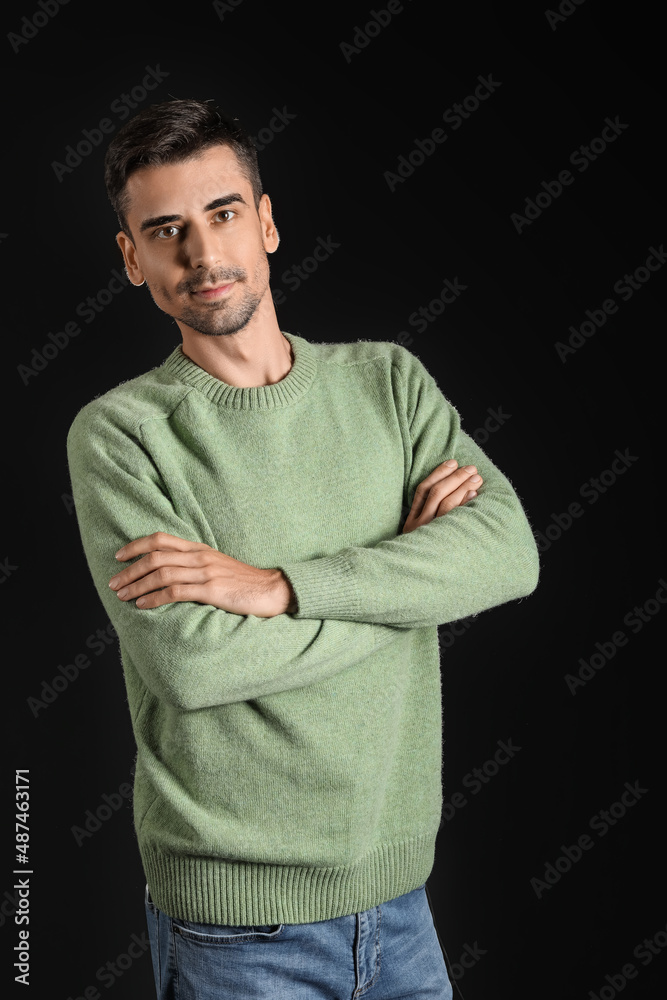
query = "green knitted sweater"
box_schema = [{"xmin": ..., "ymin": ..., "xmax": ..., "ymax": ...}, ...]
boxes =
[{"xmin": 66, "ymin": 330, "xmax": 539, "ymax": 925}]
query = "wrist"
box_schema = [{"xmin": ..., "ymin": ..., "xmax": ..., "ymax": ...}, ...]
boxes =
[{"xmin": 269, "ymin": 569, "xmax": 297, "ymax": 615}]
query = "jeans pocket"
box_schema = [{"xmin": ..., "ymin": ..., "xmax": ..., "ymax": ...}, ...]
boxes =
[
  {"xmin": 145, "ymin": 883, "xmax": 158, "ymax": 916},
  {"xmin": 172, "ymin": 918, "xmax": 284, "ymax": 944}
]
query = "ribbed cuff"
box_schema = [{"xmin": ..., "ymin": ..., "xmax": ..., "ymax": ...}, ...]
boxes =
[
  {"xmin": 277, "ymin": 551, "xmax": 362, "ymax": 620},
  {"xmin": 140, "ymin": 833, "xmax": 437, "ymax": 925}
]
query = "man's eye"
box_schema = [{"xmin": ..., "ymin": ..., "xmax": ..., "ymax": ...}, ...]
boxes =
[
  {"xmin": 214, "ymin": 210, "xmax": 236, "ymax": 222},
  {"xmin": 155, "ymin": 226, "xmax": 179, "ymax": 239}
]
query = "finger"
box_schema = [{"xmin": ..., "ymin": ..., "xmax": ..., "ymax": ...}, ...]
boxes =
[
  {"xmin": 414, "ymin": 468, "xmax": 481, "ymax": 524},
  {"xmin": 403, "ymin": 466, "xmax": 472, "ymax": 530},
  {"xmin": 110, "ymin": 549, "xmax": 210, "ymax": 590},
  {"xmin": 115, "ymin": 532, "xmax": 206, "ymax": 562},
  {"xmin": 424, "ymin": 459, "xmax": 459, "ymax": 482},
  {"xmin": 114, "ymin": 565, "xmax": 210, "ymax": 602},
  {"xmin": 134, "ymin": 583, "xmax": 210, "ymax": 610},
  {"xmin": 408, "ymin": 460, "xmax": 465, "ymax": 519},
  {"xmin": 435, "ymin": 480, "xmax": 483, "ymax": 516},
  {"xmin": 402, "ymin": 471, "xmax": 484, "ymax": 532}
]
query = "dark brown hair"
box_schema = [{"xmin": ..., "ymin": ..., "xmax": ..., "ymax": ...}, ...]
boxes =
[{"xmin": 104, "ymin": 98, "xmax": 262, "ymax": 236}]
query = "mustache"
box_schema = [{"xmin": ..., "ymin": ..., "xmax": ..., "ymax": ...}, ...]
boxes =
[{"xmin": 178, "ymin": 267, "xmax": 247, "ymax": 294}]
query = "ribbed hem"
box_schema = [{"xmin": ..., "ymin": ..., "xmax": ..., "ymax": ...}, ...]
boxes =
[
  {"xmin": 277, "ymin": 550, "xmax": 363, "ymax": 620},
  {"xmin": 161, "ymin": 331, "xmax": 317, "ymax": 409},
  {"xmin": 140, "ymin": 834, "xmax": 437, "ymax": 925}
]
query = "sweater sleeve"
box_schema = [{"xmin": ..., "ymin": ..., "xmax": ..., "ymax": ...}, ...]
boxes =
[
  {"xmin": 276, "ymin": 347, "xmax": 540, "ymax": 629},
  {"xmin": 66, "ymin": 404, "xmax": 408, "ymax": 712}
]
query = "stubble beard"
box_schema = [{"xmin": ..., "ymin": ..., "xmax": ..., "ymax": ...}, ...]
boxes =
[{"xmin": 153, "ymin": 251, "xmax": 271, "ymax": 338}]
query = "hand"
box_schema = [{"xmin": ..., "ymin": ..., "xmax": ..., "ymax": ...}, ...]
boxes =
[
  {"xmin": 402, "ymin": 460, "xmax": 483, "ymax": 534},
  {"xmin": 108, "ymin": 532, "xmax": 296, "ymax": 617}
]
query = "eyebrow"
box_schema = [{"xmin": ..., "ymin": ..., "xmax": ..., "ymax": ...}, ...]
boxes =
[{"xmin": 139, "ymin": 193, "xmax": 248, "ymax": 233}]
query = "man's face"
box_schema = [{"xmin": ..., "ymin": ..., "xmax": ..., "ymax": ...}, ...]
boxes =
[{"xmin": 117, "ymin": 144, "xmax": 278, "ymax": 339}]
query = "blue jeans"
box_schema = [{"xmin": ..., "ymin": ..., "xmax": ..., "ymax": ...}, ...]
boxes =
[{"xmin": 144, "ymin": 882, "xmax": 453, "ymax": 999}]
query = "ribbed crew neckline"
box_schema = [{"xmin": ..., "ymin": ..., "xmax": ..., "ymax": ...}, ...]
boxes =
[{"xmin": 161, "ymin": 331, "xmax": 317, "ymax": 410}]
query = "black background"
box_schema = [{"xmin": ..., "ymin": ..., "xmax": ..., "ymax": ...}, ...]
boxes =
[{"xmin": 3, "ymin": 1, "xmax": 666, "ymax": 997}]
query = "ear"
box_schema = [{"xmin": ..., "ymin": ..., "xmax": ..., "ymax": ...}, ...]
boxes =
[
  {"xmin": 258, "ymin": 193, "xmax": 280, "ymax": 253},
  {"xmin": 116, "ymin": 231, "xmax": 145, "ymax": 285}
]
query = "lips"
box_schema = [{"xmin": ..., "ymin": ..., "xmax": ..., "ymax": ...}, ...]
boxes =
[{"xmin": 192, "ymin": 282, "xmax": 235, "ymax": 300}]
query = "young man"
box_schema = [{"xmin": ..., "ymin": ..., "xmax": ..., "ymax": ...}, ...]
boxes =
[{"xmin": 67, "ymin": 98, "xmax": 539, "ymax": 999}]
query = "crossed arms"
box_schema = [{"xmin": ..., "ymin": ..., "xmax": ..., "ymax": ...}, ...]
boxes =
[
  {"xmin": 107, "ymin": 459, "xmax": 485, "ymax": 618},
  {"xmin": 67, "ymin": 349, "xmax": 538, "ymax": 708}
]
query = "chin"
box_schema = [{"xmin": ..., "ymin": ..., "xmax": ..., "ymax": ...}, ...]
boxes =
[{"xmin": 182, "ymin": 306, "xmax": 260, "ymax": 339}]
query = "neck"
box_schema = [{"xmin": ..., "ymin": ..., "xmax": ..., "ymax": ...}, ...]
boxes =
[{"xmin": 179, "ymin": 300, "xmax": 292, "ymax": 388}]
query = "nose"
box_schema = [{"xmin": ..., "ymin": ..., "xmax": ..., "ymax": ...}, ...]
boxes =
[{"xmin": 186, "ymin": 221, "xmax": 222, "ymax": 270}]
